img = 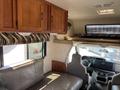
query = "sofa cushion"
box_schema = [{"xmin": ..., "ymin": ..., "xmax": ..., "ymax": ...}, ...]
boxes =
[
  {"xmin": 0, "ymin": 78, "xmax": 8, "ymax": 90},
  {"xmin": 0, "ymin": 60, "xmax": 44, "ymax": 90},
  {"xmin": 42, "ymin": 73, "xmax": 83, "ymax": 90},
  {"xmin": 0, "ymin": 87, "xmax": 8, "ymax": 90}
]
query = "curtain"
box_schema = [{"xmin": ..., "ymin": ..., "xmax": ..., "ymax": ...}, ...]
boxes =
[{"xmin": 0, "ymin": 33, "xmax": 50, "ymax": 45}]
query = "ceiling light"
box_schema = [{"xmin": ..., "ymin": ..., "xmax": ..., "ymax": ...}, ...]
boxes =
[{"xmin": 97, "ymin": 9, "xmax": 115, "ymax": 15}]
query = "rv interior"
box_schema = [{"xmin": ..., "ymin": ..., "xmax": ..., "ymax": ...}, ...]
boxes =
[{"xmin": 0, "ymin": 0, "xmax": 120, "ymax": 90}]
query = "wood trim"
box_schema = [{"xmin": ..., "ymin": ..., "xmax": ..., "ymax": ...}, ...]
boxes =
[
  {"xmin": 13, "ymin": 0, "xmax": 17, "ymax": 29},
  {"xmin": 17, "ymin": 0, "xmax": 23, "ymax": 30},
  {"xmin": 0, "ymin": 28, "xmax": 17, "ymax": 32},
  {"xmin": 52, "ymin": 60, "xmax": 66, "ymax": 73},
  {"xmin": 46, "ymin": 1, "xmax": 51, "ymax": 32},
  {"xmin": 64, "ymin": 10, "xmax": 68, "ymax": 34}
]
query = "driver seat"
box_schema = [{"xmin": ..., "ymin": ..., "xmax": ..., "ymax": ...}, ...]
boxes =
[{"xmin": 67, "ymin": 50, "xmax": 88, "ymax": 89}]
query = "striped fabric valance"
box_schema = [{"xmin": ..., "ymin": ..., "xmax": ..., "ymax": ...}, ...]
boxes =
[{"xmin": 0, "ymin": 32, "xmax": 50, "ymax": 45}]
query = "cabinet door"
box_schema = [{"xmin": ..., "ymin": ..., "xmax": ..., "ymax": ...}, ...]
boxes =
[
  {"xmin": 51, "ymin": 5, "xmax": 68, "ymax": 34},
  {"xmin": 0, "ymin": 0, "xmax": 17, "ymax": 32},
  {"xmin": 17, "ymin": 0, "xmax": 47, "ymax": 32},
  {"xmin": 46, "ymin": 1, "xmax": 51, "ymax": 32}
]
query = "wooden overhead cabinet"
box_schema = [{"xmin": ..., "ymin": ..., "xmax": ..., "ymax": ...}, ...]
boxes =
[
  {"xmin": 0, "ymin": 0, "xmax": 68, "ymax": 33},
  {"xmin": 17, "ymin": 0, "xmax": 47, "ymax": 32},
  {"xmin": 51, "ymin": 5, "xmax": 68, "ymax": 33},
  {"xmin": 46, "ymin": 2, "xmax": 68, "ymax": 33},
  {"xmin": 0, "ymin": 0, "xmax": 17, "ymax": 32}
]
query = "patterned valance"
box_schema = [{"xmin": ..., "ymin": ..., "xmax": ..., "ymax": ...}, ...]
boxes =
[{"xmin": 0, "ymin": 32, "xmax": 50, "ymax": 45}]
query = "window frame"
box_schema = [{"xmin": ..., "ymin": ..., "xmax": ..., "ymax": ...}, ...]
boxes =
[
  {"xmin": 0, "ymin": 47, "xmax": 3, "ymax": 68},
  {"xmin": 27, "ymin": 42, "xmax": 47, "ymax": 60},
  {"xmin": 0, "ymin": 42, "xmax": 47, "ymax": 67}
]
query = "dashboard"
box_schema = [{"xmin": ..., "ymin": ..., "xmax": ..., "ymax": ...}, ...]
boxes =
[
  {"xmin": 82, "ymin": 56, "xmax": 105, "ymax": 67},
  {"xmin": 81, "ymin": 56, "xmax": 115, "ymax": 84},
  {"xmin": 82, "ymin": 56, "xmax": 113, "ymax": 72}
]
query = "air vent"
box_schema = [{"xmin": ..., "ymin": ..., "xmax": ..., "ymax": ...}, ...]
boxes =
[{"xmin": 97, "ymin": 9, "xmax": 115, "ymax": 15}]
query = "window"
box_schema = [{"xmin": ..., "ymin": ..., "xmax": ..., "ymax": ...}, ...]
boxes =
[
  {"xmin": 67, "ymin": 44, "xmax": 120, "ymax": 72},
  {"xmin": 0, "ymin": 42, "xmax": 46, "ymax": 67},
  {"xmin": 28, "ymin": 43, "xmax": 44, "ymax": 60},
  {"xmin": 77, "ymin": 44, "xmax": 120, "ymax": 62},
  {"xmin": 68, "ymin": 44, "xmax": 120, "ymax": 63},
  {"xmin": 86, "ymin": 25, "xmax": 120, "ymax": 35},
  {"xmin": 3, "ymin": 44, "xmax": 27, "ymax": 66}
]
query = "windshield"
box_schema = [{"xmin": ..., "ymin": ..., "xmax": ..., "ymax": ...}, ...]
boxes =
[{"xmin": 68, "ymin": 44, "xmax": 120, "ymax": 63}]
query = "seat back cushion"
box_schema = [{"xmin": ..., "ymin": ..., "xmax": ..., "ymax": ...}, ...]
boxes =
[
  {"xmin": 67, "ymin": 53, "xmax": 88, "ymax": 84},
  {"xmin": 0, "ymin": 60, "xmax": 43, "ymax": 90},
  {"xmin": 112, "ymin": 74, "xmax": 120, "ymax": 85}
]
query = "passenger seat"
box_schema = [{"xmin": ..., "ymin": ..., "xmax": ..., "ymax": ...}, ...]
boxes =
[
  {"xmin": 67, "ymin": 51, "xmax": 88, "ymax": 89},
  {"xmin": 108, "ymin": 74, "xmax": 120, "ymax": 90}
]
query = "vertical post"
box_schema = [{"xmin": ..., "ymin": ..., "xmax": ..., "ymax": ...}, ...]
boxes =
[{"xmin": 0, "ymin": 47, "xmax": 3, "ymax": 67}]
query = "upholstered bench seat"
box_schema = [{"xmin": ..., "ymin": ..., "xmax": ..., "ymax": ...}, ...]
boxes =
[
  {"xmin": 42, "ymin": 73, "xmax": 82, "ymax": 90},
  {"xmin": 0, "ymin": 61, "xmax": 83, "ymax": 90},
  {"xmin": 30, "ymin": 73, "xmax": 83, "ymax": 90}
]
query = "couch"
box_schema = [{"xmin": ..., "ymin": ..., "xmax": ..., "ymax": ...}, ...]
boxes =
[{"xmin": 0, "ymin": 60, "xmax": 83, "ymax": 90}]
